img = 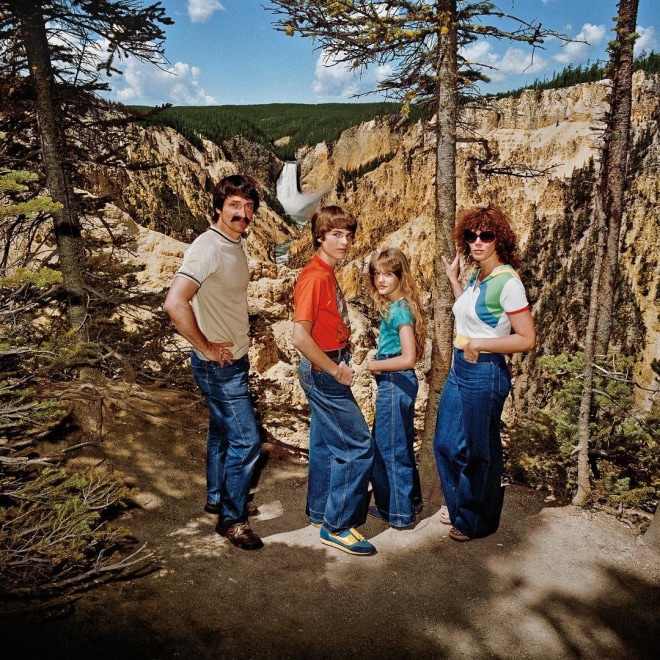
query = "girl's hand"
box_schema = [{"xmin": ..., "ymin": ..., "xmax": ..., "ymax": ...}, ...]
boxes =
[{"xmin": 367, "ymin": 360, "xmax": 381, "ymax": 375}]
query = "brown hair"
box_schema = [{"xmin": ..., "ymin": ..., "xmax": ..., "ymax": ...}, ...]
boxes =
[
  {"xmin": 310, "ymin": 205, "xmax": 357, "ymax": 245},
  {"xmin": 454, "ymin": 205, "xmax": 520, "ymax": 269},
  {"xmin": 368, "ymin": 248, "xmax": 426, "ymax": 360},
  {"xmin": 212, "ymin": 174, "xmax": 260, "ymax": 221}
]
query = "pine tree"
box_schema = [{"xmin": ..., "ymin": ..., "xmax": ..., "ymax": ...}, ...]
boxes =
[
  {"xmin": 573, "ymin": 0, "xmax": 640, "ymax": 508},
  {"xmin": 267, "ymin": 0, "xmax": 565, "ymax": 468},
  {"xmin": 0, "ymin": 1, "xmax": 172, "ymax": 337}
]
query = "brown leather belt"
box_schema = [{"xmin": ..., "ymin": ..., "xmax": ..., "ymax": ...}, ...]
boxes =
[{"xmin": 323, "ymin": 347, "xmax": 348, "ymax": 359}]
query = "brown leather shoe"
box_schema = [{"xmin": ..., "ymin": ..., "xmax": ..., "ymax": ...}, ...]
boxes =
[
  {"xmin": 216, "ymin": 522, "xmax": 264, "ymax": 550},
  {"xmin": 449, "ymin": 526, "xmax": 472, "ymax": 542}
]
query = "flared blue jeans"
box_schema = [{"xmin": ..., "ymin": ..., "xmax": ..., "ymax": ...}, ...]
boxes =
[
  {"xmin": 434, "ymin": 348, "xmax": 510, "ymax": 538},
  {"xmin": 298, "ymin": 356, "xmax": 374, "ymax": 533},
  {"xmin": 191, "ymin": 352, "xmax": 262, "ymax": 527},
  {"xmin": 371, "ymin": 361, "xmax": 421, "ymax": 528}
]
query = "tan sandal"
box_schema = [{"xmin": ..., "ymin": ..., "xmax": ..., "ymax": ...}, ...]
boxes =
[
  {"xmin": 439, "ymin": 505, "xmax": 451, "ymax": 525},
  {"xmin": 449, "ymin": 526, "xmax": 472, "ymax": 542}
]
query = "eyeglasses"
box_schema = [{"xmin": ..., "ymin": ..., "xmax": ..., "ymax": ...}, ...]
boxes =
[{"xmin": 464, "ymin": 230, "xmax": 496, "ymax": 244}]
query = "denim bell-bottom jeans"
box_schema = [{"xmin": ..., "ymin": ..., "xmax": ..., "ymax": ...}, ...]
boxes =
[
  {"xmin": 191, "ymin": 352, "xmax": 261, "ymax": 528},
  {"xmin": 371, "ymin": 357, "xmax": 422, "ymax": 528},
  {"xmin": 298, "ymin": 355, "xmax": 374, "ymax": 533},
  {"xmin": 434, "ymin": 347, "xmax": 510, "ymax": 539}
]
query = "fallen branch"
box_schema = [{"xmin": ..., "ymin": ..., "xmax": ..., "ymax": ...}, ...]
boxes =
[{"xmin": 0, "ymin": 544, "xmax": 158, "ymax": 614}]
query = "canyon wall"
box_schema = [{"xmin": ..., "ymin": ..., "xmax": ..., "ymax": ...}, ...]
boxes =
[
  {"xmin": 293, "ymin": 72, "xmax": 659, "ymax": 413},
  {"xmin": 79, "ymin": 72, "xmax": 658, "ymax": 452}
]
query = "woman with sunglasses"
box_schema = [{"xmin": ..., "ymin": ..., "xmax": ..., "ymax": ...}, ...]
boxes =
[{"xmin": 434, "ymin": 205, "xmax": 536, "ymax": 542}]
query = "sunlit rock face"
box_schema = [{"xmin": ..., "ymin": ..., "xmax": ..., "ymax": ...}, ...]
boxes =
[
  {"xmin": 290, "ymin": 72, "xmax": 658, "ymax": 416},
  {"xmin": 75, "ymin": 72, "xmax": 657, "ymax": 452}
]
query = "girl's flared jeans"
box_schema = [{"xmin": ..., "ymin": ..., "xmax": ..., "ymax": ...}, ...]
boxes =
[
  {"xmin": 434, "ymin": 347, "xmax": 511, "ymax": 538},
  {"xmin": 371, "ymin": 365, "xmax": 421, "ymax": 528}
]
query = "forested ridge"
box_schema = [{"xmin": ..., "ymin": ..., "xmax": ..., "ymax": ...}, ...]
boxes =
[
  {"xmin": 134, "ymin": 101, "xmax": 425, "ymax": 160},
  {"xmin": 135, "ymin": 52, "xmax": 660, "ymax": 160},
  {"xmin": 493, "ymin": 49, "xmax": 660, "ymax": 98}
]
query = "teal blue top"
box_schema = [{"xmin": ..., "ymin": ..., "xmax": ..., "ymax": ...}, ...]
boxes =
[{"xmin": 377, "ymin": 299, "xmax": 414, "ymax": 355}]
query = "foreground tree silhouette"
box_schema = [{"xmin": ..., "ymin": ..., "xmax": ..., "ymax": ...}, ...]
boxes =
[
  {"xmin": 0, "ymin": 0, "xmax": 172, "ymax": 337},
  {"xmin": 268, "ymin": 0, "xmax": 564, "ymax": 494},
  {"xmin": 573, "ymin": 0, "xmax": 640, "ymax": 507}
]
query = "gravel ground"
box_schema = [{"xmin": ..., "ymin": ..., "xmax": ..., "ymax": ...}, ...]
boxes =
[{"xmin": 2, "ymin": 391, "xmax": 658, "ymax": 660}]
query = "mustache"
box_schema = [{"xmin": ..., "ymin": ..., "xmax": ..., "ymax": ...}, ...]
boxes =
[{"xmin": 231, "ymin": 214, "xmax": 250, "ymax": 223}]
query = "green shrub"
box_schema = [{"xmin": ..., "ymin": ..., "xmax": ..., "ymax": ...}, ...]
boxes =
[
  {"xmin": 508, "ymin": 352, "xmax": 659, "ymax": 509},
  {"xmin": 0, "ymin": 467, "xmax": 146, "ymax": 596}
]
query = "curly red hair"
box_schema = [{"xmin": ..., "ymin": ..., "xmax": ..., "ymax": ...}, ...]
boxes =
[{"xmin": 454, "ymin": 205, "xmax": 520, "ymax": 269}]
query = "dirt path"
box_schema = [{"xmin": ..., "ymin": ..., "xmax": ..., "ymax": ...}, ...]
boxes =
[{"xmin": 2, "ymin": 389, "xmax": 659, "ymax": 659}]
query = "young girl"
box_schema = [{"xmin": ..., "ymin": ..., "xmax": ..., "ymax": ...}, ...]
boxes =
[{"xmin": 367, "ymin": 248, "xmax": 426, "ymax": 529}]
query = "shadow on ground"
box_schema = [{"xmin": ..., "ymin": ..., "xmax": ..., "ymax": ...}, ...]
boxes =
[{"xmin": 2, "ymin": 391, "xmax": 658, "ymax": 659}]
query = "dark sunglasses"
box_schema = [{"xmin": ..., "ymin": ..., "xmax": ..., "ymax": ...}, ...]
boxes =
[{"xmin": 464, "ymin": 230, "xmax": 496, "ymax": 244}]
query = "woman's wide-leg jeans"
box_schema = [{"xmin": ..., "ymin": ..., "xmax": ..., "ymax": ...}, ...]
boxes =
[
  {"xmin": 298, "ymin": 356, "xmax": 374, "ymax": 533},
  {"xmin": 434, "ymin": 348, "xmax": 510, "ymax": 539},
  {"xmin": 191, "ymin": 352, "xmax": 261, "ymax": 528}
]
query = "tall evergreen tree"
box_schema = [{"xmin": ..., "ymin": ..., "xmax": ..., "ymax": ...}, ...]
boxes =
[
  {"xmin": 573, "ymin": 0, "xmax": 640, "ymax": 507},
  {"xmin": 268, "ymin": 0, "xmax": 564, "ymax": 473},
  {"xmin": 0, "ymin": 1, "xmax": 172, "ymax": 337}
]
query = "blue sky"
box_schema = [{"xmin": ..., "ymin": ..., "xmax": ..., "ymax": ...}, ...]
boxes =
[{"xmin": 100, "ymin": 0, "xmax": 659, "ymax": 106}]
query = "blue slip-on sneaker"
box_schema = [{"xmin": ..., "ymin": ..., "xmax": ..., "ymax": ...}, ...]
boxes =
[{"xmin": 320, "ymin": 527, "xmax": 376, "ymax": 556}]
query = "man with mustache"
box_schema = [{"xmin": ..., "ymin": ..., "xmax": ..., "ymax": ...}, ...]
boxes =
[{"xmin": 164, "ymin": 174, "xmax": 263, "ymax": 550}]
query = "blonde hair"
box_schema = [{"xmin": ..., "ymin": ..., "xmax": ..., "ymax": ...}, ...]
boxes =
[{"xmin": 368, "ymin": 249, "xmax": 426, "ymax": 359}]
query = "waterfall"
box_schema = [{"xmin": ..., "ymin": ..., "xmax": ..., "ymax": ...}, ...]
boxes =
[{"xmin": 276, "ymin": 162, "xmax": 319, "ymax": 215}]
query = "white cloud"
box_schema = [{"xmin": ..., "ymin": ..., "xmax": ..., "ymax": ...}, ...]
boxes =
[
  {"xmin": 461, "ymin": 40, "xmax": 500, "ymax": 68},
  {"xmin": 187, "ymin": 0, "xmax": 224, "ymax": 24},
  {"xmin": 461, "ymin": 40, "xmax": 547, "ymax": 79},
  {"xmin": 635, "ymin": 25, "xmax": 658, "ymax": 55},
  {"xmin": 499, "ymin": 47, "xmax": 547, "ymax": 74},
  {"xmin": 553, "ymin": 23, "xmax": 607, "ymax": 64},
  {"xmin": 104, "ymin": 55, "xmax": 217, "ymax": 106},
  {"xmin": 312, "ymin": 50, "xmax": 392, "ymax": 99}
]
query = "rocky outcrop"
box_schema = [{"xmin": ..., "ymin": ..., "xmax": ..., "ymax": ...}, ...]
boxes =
[
  {"xmin": 293, "ymin": 72, "xmax": 659, "ymax": 411},
  {"xmin": 220, "ymin": 135, "xmax": 283, "ymax": 188},
  {"xmin": 72, "ymin": 72, "xmax": 659, "ymax": 453}
]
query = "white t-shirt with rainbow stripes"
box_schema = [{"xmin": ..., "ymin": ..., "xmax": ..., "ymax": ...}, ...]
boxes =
[{"xmin": 453, "ymin": 264, "xmax": 530, "ymax": 349}]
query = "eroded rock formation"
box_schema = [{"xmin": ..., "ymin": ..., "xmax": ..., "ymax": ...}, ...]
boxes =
[{"xmin": 72, "ymin": 72, "xmax": 659, "ymax": 452}]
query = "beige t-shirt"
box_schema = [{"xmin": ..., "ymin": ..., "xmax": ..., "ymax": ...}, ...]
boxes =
[{"xmin": 175, "ymin": 227, "xmax": 250, "ymax": 360}]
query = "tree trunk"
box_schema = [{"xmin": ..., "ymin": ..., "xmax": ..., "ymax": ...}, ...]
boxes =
[
  {"xmin": 19, "ymin": 5, "xmax": 88, "ymax": 336},
  {"xmin": 574, "ymin": 0, "xmax": 639, "ymax": 505},
  {"xmin": 573, "ymin": 195, "xmax": 607, "ymax": 506},
  {"xmin": 419, "ymin": 0, "xmax": 458, "ymax": 504},
  {"xmin": 594, "ymin": 0, "xmax": 639, "ymax": 352}
]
